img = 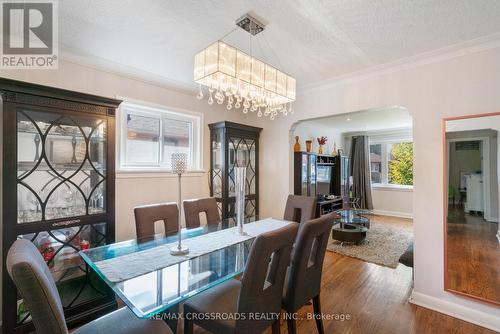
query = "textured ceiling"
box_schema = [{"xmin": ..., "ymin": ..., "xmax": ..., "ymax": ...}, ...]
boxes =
[
  {"xmin": 295, "ymin": 107, "xmax": 412, "ymax": 133},
  {"xmin": 58, "ymin": 0, "xmax": 500, "ymax": 91}
]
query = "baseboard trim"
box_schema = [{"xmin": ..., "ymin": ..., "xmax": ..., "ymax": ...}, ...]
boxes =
[
  {"xmin": 371, "ymin": 209, "xmax": 413, "ymax": 219},
  {"xmin": 484, "ymin": 214, "xmax": 499, "ymax": 223},
  {"xmin": 409, "ymin": 291, "xmax": 500, "ymax": 332}
]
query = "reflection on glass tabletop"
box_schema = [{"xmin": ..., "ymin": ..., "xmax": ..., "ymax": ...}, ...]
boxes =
[
  {"xmin": 335, "ymin": 209, "xmax": 371, "ymax": 224},
  {"xmin": 80, "ymin": 216, "xmax": 258, "ymax": 318}
]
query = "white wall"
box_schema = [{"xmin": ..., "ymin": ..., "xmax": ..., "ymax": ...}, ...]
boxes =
[
  {"xmin": 259, "ymin": 45, "xmax": 500, "ymax": 330},
  {"xmin": 0, "ymin": 59, "xmax": 267, "ymax": 322},
  {"xmin": 371, "ymin": 187, "xmax": 413, "ymax": 218},
  {"xmin": 293, "ymin": 122, "xmax": 344, "ymax": 155}
]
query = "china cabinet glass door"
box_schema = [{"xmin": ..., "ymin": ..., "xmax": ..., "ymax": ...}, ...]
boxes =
[
  {"xmin": 17, "ymin": 109, "xmax": 107, "ymax": 223},
  {"xmin": 14, "ymin": 108, "xmax": 112, "ymax": 326}
]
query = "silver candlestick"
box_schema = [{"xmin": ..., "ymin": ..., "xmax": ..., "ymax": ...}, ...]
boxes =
[{"xmin": 170, "ymin": 153, "xmax": 189, "ymax": 255}]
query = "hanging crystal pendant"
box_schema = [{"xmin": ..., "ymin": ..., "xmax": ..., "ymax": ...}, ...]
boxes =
[
  {"xmin": 196, "ymin": 84, "xmax": 204, "ymax": 100},
  {"xmin": 208, "ymin": 90, "xmax": 214, "ymax": 105}
]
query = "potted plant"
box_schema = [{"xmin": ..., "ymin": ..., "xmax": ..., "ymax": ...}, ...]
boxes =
[{"xmin": 317, "ymin": 136, "xmax": 327, "ymax": 154}]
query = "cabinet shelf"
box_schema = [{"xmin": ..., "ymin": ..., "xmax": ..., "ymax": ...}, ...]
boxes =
[{"xmin": 18, "ymin": 161, "xmax": 105, "ymax": 172}]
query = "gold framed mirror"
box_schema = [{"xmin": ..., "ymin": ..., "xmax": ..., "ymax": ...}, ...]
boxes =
[{"xmin": 443, "ymin": 112, "xmax": 500, "ymax": 306}]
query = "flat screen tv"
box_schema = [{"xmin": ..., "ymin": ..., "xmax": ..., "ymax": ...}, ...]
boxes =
[{"xmin": 317, "ymin": 165, "xmax": 333, "ymax": 195}]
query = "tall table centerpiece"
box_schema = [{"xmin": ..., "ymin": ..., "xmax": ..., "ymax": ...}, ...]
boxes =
[{"xmin": 170, "ymin": 153, "xmax": 190, "ymax": 255}]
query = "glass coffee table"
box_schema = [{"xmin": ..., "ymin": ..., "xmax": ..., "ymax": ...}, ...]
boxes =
[{"xmin": 332, "ymin": 209, "xmax": 371, "ymax": 244}]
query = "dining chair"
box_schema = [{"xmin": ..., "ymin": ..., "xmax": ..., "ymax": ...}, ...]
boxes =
[
  {"xmin": 283, "ymin": 194, "xmax": 317, "ymax": 223},
  {"xmin": 134, "ymin": 202, "xmax": 179, "ymax": 241},
  {"xmin": 282, "ymin": 213, "xmax": 335, "ymax": 334},
  {"xmin": 183, "ymin": 222, "xmax": 299, "ymax": 334},
  {"xmin": 6, "ymin": 239, "xmax": 173, "ymax": 334},
  {"xmin": 134, "ymin": 202, "xmax": 181, "ymax": 333},
  {"xmin": 183, "ymin": 197, "xmax": 220, "ymax": 229}
]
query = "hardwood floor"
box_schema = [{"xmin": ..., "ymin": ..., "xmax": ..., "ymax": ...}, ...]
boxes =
[
  {"xmin": 446, "ymin": 208, "xmax": 500, "ymax": 304},
  {"xmin": 185, "ymin": 215, "xmax": 495, "ymax": 334}
]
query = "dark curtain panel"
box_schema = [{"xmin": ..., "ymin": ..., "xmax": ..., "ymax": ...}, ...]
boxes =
[{"xmin": 349, "ymin": 136, "xmax": 373, "ymax": 209}]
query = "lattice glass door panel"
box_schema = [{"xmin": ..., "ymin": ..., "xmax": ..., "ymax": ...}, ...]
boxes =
[
  {"xmin": 227, "ymin": 199, "xmax": 256, "ymax": 218},
  {"xmin": 15, "ymin": 223, "xmax": 109, "ymax": 325},
  {"xmin": 211, "ymin": 131, "xmax": 222, "ymax": 197},
  {"xmin": 17, "ymin": 110, "xmax": 107, "ymax": 223},
  {"xmin": 228, "ymin": 137, "xmax": 256, "ymax": 198}
]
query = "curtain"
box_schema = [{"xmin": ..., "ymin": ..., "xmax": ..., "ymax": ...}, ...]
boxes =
[{"xmin": 349, "ymin": 136, "xmax": 373, "ymax": 210}]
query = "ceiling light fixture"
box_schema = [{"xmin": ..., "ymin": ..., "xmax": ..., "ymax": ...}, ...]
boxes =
[{"xmin": 194, "ymin": 13, "xmax": 296, "ymax": 120}]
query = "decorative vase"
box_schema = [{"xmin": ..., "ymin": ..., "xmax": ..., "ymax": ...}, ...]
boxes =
[
  {"xmin": 318, "ymin": 145, "xmax": 323, "ymax": 154},
  {"xmin": 332, "ymin": 142, "xmax": 337, "ymax": 156},
  {"xmin": 305, "ymin": 140, "xmax": 312, "ymax": 152},
  {"xmin": 294, "ymin": 136, "xmax": 301, "ymax": 152},
  {"xmin": 235, "ymin": 166, "xmax": 247, "ymax": 236}
]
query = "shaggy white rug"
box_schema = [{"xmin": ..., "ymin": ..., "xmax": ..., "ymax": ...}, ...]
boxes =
[{"xmin": 327, "ymin": 221, "xmax": 413, "ymax": 268}]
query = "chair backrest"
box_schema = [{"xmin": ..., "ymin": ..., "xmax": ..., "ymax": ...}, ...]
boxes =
[
  {"xmin": 134, "ymin": 202, "xmax": 179, "ymax": 241},
  {"xmin": 183, "ymin": 198, "xmax": 220, "ymax": 229},
  {"xmin": 282, "ymin": 213, "xmax": 335, "ymax": 312},
  {"xmin": 283, "ymin": 194, "xmax": 317, "ymax": 223},
  {"xmin": 6, "ymin": 239, "xmax": 68, "ymax": 334},
  {"xmin": 236, "ymin": 222, "xmax": 298, "ymax": 333}
]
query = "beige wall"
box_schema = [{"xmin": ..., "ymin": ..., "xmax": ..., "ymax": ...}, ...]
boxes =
[{"xmin": 259, "ymin": 46, "xmax": 500, "ymax": 330}]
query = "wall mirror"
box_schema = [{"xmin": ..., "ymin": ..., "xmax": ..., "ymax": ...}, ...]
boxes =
[{"xmin": 444, "ymin": 113, "xmax": 500, "ymax": 305}]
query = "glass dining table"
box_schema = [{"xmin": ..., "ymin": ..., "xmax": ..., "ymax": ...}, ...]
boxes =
[{"xmin": 80, "ymin": 216, "xmax": 259, "ymax": 319}]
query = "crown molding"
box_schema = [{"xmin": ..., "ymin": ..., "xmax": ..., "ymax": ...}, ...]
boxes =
[
  {"xmin": 59, "ymin": 47, "xmax": 197, "ymax": 96},
  {"xmin": 300, "ymin": 32, "xmax": 500, "ymax": 94}
]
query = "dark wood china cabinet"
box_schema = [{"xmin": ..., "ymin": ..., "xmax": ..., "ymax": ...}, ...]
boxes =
[
  {"xmin": 209, "ymin": 121, "xmax": 262, "ymax": 220},
  {"xmin": 0, "ymin": 78, "xmax": 121, "ymax": 333}
]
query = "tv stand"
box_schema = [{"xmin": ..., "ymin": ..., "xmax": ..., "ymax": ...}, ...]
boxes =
[{"xmin": 317, "ymin": 197, "xmax": 343, "ymax": 217}]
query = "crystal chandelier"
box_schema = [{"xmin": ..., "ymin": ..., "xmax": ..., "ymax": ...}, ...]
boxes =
[{"xmin": 194, "ymin": 14, "xmax": 296, "ymax": 120}]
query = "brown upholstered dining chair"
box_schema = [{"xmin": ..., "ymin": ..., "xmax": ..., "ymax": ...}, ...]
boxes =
[
  {"xmin": 134, "ymin": 202, "xmax": 179, "ymax": 241},
  {"xmin": 6, "ymin": 239, "xmax": 173, "ymax": 334},
  {"xmin": 133, "ymin": 202, "xmax": 180, "ymax": 332},
  {"xmin": 183, "ymin": 197, "xmax": 220, "ymax": 229},
  {"xmin": 282, "ymin": 213, "xmax": 335, "ymax": 334},
  {"xmin": 183, "ymin": 222, "xmax": 299, "ymax": 334},
  {"xmin": 283, "ymin": 194, "xmax": 317, "ymax": 223}
]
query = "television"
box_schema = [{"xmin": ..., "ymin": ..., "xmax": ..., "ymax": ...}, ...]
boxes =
[{"xmin": 317, "ymin": 165, "xmax": 333, "ymax": 195}]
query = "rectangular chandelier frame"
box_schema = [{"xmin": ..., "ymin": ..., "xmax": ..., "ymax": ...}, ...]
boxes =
[{"xmin": 194, "ymin": 40, "xmax": 296, "ymax": 104}]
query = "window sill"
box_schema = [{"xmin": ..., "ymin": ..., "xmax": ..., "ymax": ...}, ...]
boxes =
[
  {"xmin": 371, "ymin": 184, "xmax": 413, "ymax": 192},
  {"xmin": 116, "ymin": 169, "xmax": 206, "ymax": 179}
]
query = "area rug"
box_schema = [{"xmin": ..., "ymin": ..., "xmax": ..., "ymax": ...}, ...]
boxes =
[{"xmin": 327, "ymin": 220, "xmax": 413, "ymax": 268}]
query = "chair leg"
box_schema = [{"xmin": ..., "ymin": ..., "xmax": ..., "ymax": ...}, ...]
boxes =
[
  {"xmin": 184, "ymin": 316, "xmax": 193, "ymax": 334},
  {"xmin": 313, "ymin": 294, "xmax": 324, "ymax": 334},
  {"xmin": 286, "ymin": 315, "xmax": 297, "ymax": 334},
  {"xmin": 164, "ymin": 304, "xmax": 178, "ymax": 333},
  {"xmin": 272, "ymin": 319, "xmax": 281, "ymax": 334}
]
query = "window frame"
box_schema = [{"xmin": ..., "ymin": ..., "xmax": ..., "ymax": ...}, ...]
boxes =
[
  {"xmin": 117, "ymin": 99, "xmax": 203, "ymax": 173},
  {"xmin": 369, "ymin": 137, "xmax": 413, "ymax": 190}
]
